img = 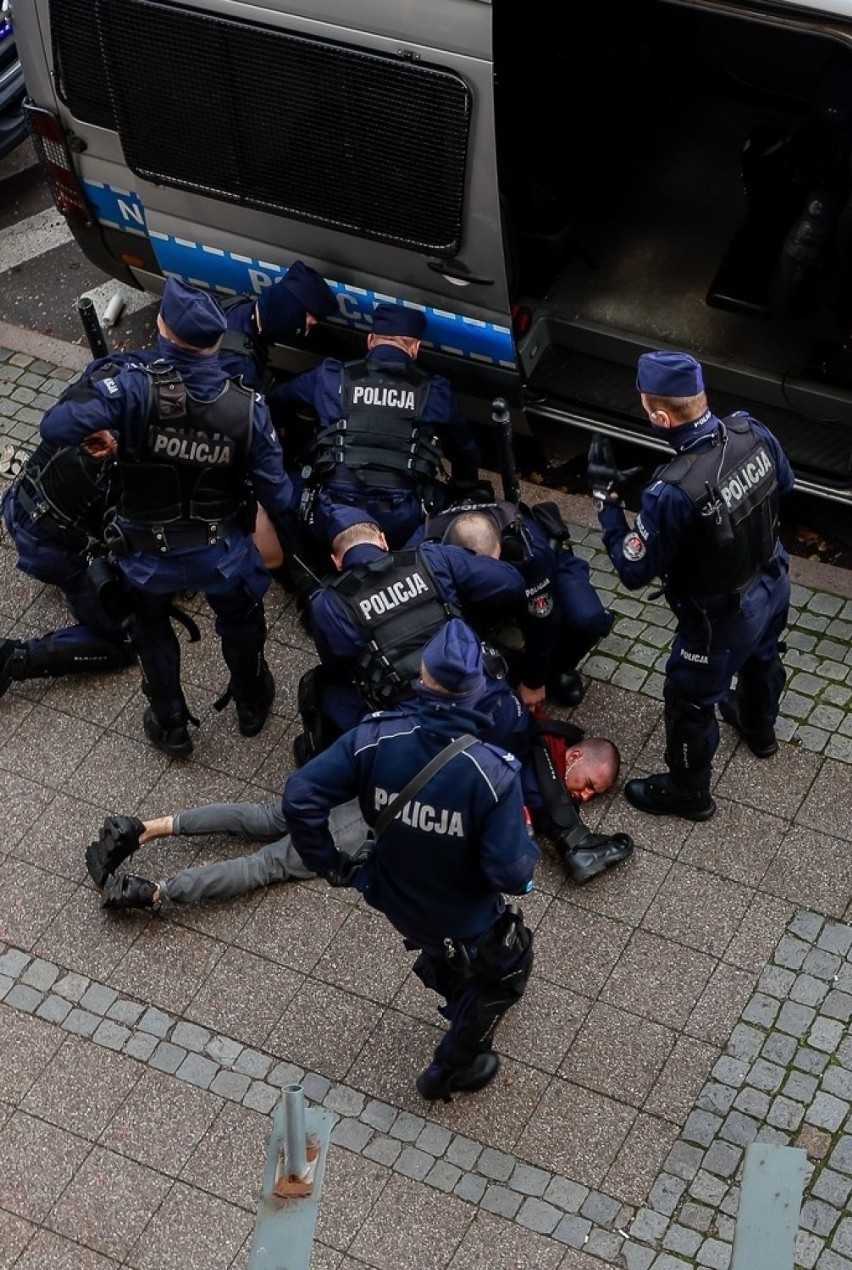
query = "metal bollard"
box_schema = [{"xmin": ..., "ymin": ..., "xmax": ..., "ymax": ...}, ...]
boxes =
[
  {"xmin": 76, "ymin": 296, "xmax": 109, "ymax": 359},
  {"xmin": 248, "ymin": 1082, "xmax": 335, "ymax": 1270}
]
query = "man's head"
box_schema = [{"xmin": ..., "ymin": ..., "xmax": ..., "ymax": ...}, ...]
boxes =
[
  {"xmin": 328, "ymin": 505, "xmax": 387, "ymax": 566},
  {"xmin": 255, "ymin": 260, "xmax": 337, "ymax": 339},
  {"xmin": 158, "ymin": 279, "xmax": 227, "ymax": 353},
  {"xmin": 368, "ymin": 302, "xmax": 427, "ymax": 358},
  {"xmin": 442, "ymin": 511, "xmax": 503, "ymax": 559},
  {"xmin": 563, "ymin": 738, "xmax": 621, "ymax": 803},
  {"xmin": 636, "ymin": 350, "xmax": 708, "ymax": 428},
  {"xmin": 419, "ymin": 618, "xmax": 487, "ymax": 704}
]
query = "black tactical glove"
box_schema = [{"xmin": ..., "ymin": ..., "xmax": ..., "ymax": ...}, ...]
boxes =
[
  {"xmin": 324, "ymin": 837, "xmax": 375, "ymax": 888},
  {"xmin": 586, "ymin": 434, "xmax": 643, "ymax": 511}
]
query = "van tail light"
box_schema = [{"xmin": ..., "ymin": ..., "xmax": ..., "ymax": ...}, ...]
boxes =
[
  {"xmin": 23, "ymin": 99, "xmax": 94, "ymax": 227},
  {"xmin": 511, "ymin": 303, "xmax": 533, "ymax": 338}
]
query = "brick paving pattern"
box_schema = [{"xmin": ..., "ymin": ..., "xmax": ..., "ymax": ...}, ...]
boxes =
[{"xmin": 0, "ymin": 335, "xmax": 851, "ymax": 1268}]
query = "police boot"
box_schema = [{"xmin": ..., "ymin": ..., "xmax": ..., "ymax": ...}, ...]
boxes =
[
  {"xmin": 100, "ymin": 873, "xmax": 159, "ymax": 911},
  {"xmin": 555, "ymin": 829, "xmax": 634, "ymax": 885},
  {"xmin": 416, "ymin": 1051, "xmax": 500, "ymax": 1103},
  {"xmin": 233, "ymin": 662, "xmax": 276, "ymax": 737},
  {"xmin": 624, "ymin": 773, "xmax": 716, "ymax": 821},
  {"xmin": 718, "ymin": 691, "xmax": 779, "ymax": 758},
  {"xmin": 0, "ymin": 639, "xmax": 28, "ymax": 697},
  {"xmin": 86, "ymin": 814, "xmax": 146, "ymax": 888},
  {"xmin": 143, "ymin": 708, "xmax": 194, "ymax": 758},
  {"xmin": 547, "ymin": 666, "xmax": 585, "ymax": 708}
]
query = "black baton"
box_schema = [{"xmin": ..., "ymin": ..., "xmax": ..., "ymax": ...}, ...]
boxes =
[{"xmin": 492, "ymin": 397, "xmax": 520, "ymax": 506}]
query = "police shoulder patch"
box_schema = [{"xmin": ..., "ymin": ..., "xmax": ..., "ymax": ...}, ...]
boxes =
[{"xmin": 622, "ymin": 530, "xmax": 646, "ymax": 561}]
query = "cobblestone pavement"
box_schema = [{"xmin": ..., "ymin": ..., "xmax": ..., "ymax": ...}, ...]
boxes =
[{"xmin": 1, "ymin": 329, "xmax": 851, "ymax": 1270}]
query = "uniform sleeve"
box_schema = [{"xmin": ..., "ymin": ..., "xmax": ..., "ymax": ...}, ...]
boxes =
[
  {"xmin": 40, "ymin": 372, "xmax": 140, "ymax": 446},
  {"xmin": 514, "ymin": 539, "xmax": 559, "ymax": 690},
  {"xmin": 266, "ymin": 363, "xmax": 333, "ymax": 418},
  {"xmin": 281, "ymin": 733, "xmax": 363, "ymax": 875},
  {"xmin": 247, "ymin": 395, "xmax": 297, "ymax": 518},
  {"xmin": 433, "ymin": 544, "xmax": 526, "ymax": 608},
  {"xmin": 423, "ymin": 376, "xmax": 481, "ymax": 482},
  {"xmin": 598, "ymin": 480, "xmax": 692, "ymax": 590},
  {"xmin": 476, "ymin": 768, "xmax": 539, "ymax": 894}
]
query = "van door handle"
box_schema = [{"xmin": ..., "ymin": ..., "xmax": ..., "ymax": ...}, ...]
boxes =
[{"xmin": 426, "ymin": 259, "xmax": 495, "ymax": 286}]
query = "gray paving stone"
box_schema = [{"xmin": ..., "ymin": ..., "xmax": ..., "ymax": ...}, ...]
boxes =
[
  {"xmin": 5, "ymin": 985, "xmax": 43, "ymax": 1012},
  {"xmin": 209, "ymin": 1070, "xmax": 252, "ymax": 1102},
  {"xmin": 819, "ymin": 925, "xmax": 852, "ymax": 957},
  {"xmin": 394, "ymin": 1146, "xmax": 434, "ymax": 1181},
  {"xmin": 544, "ymin": 1175, "xmax": 589, "ymax": 1213},
  {"xmin": 767, "ymin": 1095, "xmax": 805, "ymax": 1131},
  {"xmin": 330, "ymin": 1117, "xmax": 372, "ymax": 1151},
  {"xmin": 389, "ymin": 1110, "xmax": 425, "ymax": 1142},
  {"xmin": 123, "ymin": 1032, "xmax": 159, "ymax": 1061},
  {"xmin": 820, "ymin": 1067, "xmax": 852, "ymax": 1100},
  {"xmin": 477, "ymin": 1146, "xmax": 515, "ymax": 1181},
  {"xmin": 301, "ymin": 1073, "xmax": 332, "ymax": 1102},
  {"xmin": 817, "ymin": 1250, "xmax": 852, "ymax": 1270},
  {"xmin": 0, "ymin": 973, "xmax": 13, "ymax": 999},
  {"xmin": 361, "ymin": 1100, "xmax": 398, "ymax": 1133},
  {"xmin": 80, "ymin": 983, "xmax": 119, "ymax": 1015},
  {"xmin": 784, "ymin": 1070, "xmax": 819, "ymax": 1103},
  {"xmin": 699, "ymin": 1082, "xmax": 738, "ymax": 1115},
  {"xmin": 362, "ymin": 1136, "xmax": 401, "ymax": 1167},
  {"xmin": 805, "ymin": 948, "xmax": 844, "ymax": 981},
  {"xmin": 415, "ymin": 1122, "xmax": 453, "ymax": 1157},
  {"xmin": 509, "ymin": 1161, "xmax": 551, "ymax": 1197},
  {"xmin": 703, "ymin": 1140, "xmax": 742, "ymax": 1179},
  {"xmin": 584, "ymin": 1227, "xmax": 625, "ymax": 1261},
  {"xmin": 35, "ymin": 994, "xmax": 72, "ymax": 1024},
  {"xmin": 792, "ymin": 975, "xmax": 832, "ymax": 1008},
  {"xmin": 733, "ymin": 1086, "xmax": 771, "ymax": 1118},
  {"xmin": 172, "ymin": 1021, "xmax": 212, "ymax": 1052},
  {"xmin": 795, "ymin": 1047, "xmax": 832, "ymax": 1076},
  {"xmin": 696, "ymin": 1237, "xmax": 733, "ymax": 1267},
  {"xmin": 324, "ymin": 1085, "xmax": 366, "ymax": 1118},
  {"xmin": 727, "ymin": 1021, "xmax": 767, "ymax": 1059},
  {"xmin": 796, "ymin": 1230, "xmax": 824, "ymax": 1270},
  {"xmin": 233, "ymin": 1047, "xmax": 272, "ymax": 1078},
  {"xmin": 648, "ymin": 1173, "xmax": 687, "ymax": 1216},
  {"xmin": 664, "ymin": 1142, "xmax": 704, "ymax": 1182},
  {"xmin": 748, "ymin": 1057, "xmax": 785, "ymax": 1093},
  {"xmin": 21, "ymin": 959, "xmax": 59, "ymax": 991},
  {"xmin": 445, "ymin": 1135, "xmax": 481, "ymax": 1171},
  {"xmin": 778, "ymin": 1001, "xmax": 817, "ymax": 1037},
  {"xmin": 149, "ymin": 1041, "xmax": 187, "ymax": 1073},
  {"xmin": 682, "ymin": 1109, "xmax": 723, "ymax": 1147},
  {"xmin": 833, "ymin": 1218, "xmax": 852, "ymax": 1257},
  {"xmin": 453, "ymin": 1172, "xmax": 487, "ymax": 1203},
  {"xmin": 63, "ymin": 1007, "xmax": 99, "ymax": 1036},
  {"xmin": 812, "ymin": 1169, "xmax": 852, "ymax": 1208},
  {"xmin": 663, "ymin": 1224, "xmax": 702, "ymax": 1257},
  {"xmin": 741, "ymin": 992, "xmax": 780, "ymax": 1028},
  {"xmin": 775, "ymin": 935, "xmax": 812, "ymax": 970},
  {"xmin": 802, "ymin": 1198, "xmax": 843, "ymax": 1237},
  {"xmin": 93, "ymin": 1019, "xmax": 131, "ymax": 1051},
  {"xmin": 808, "ymin": 1092, "xmax": 850, "ymax": 1132},
  {"xmin": 623, "ymin": 1245, "xmax": 656, "ymax": 1270},
  {"xmin": 823, "ymin": 991, "xmax": 852, "ymax": 1022},
  {"xmin": 680, "ymin": 1201, "xmax": 714, "ymax": 1232},
  {"xmin": 425, "ymin": 1158, "xmax": 462, "ymax": 1192},
  {"xmin": 720, "ymin": 1109, "xmax": 760, "ymax": 1146},
  {"xmin": 552, "ymin": 1212, "xmax": 592, "ymax": 1248},
  {"xmin": 107, "ymin": 999, "xmax": 145, "ymax": 1026},
  {"xmin": 582, "ymin": 1191, "xmax": 623, "ymax": 1226},
  {"xmin": 810, "ymin": 1019, "xmax": 846, "ymax": 1053},
  {"xmin": 139, "ymin": 1006, "xmax": 173, "ymax": 1037},
  {"xmin": 243, "ymin": 1081, "xmax": 278, "ymax": 1113},
  {"xmin": 516, "ymin": 1195, "xmax": 562, "ymax": 1233},
  {"xmin": 690, "ymin": 1171, "xmax": 728, "ymax": 1206}
]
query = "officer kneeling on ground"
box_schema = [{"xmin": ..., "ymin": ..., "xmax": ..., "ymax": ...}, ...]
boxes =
[{"xmin": 282, "ymin": 618, "xmax": 538, "ymax": 1103}]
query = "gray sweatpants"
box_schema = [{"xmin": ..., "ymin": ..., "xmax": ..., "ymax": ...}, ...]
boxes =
[{"xmin": 157, "ymin": 799, "xmax": 367, "ymax": 906}]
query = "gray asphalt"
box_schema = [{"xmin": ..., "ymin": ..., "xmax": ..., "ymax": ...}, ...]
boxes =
[{"xmin": 0, "ymin": 322, "xmax": 851, "ymax": 1270}]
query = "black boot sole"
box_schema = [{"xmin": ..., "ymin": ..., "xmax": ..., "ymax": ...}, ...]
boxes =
[{"xmin": 718, "ymin": 697, "xmax": 778, "ymax": 757}]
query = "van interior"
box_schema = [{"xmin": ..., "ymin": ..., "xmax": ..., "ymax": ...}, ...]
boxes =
[{"xmin": 495, "ymin": 0, "xmax": 852, "ymax": 496}]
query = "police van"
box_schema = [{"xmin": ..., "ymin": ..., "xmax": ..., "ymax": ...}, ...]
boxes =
[{"xmin": 13, "ymin": 0, "xmax": 852, "ymax": 503}]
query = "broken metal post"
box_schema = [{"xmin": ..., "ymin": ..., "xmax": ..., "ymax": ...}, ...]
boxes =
[
  {"xmin": 76, "ymin": 296, "xmax": 109, "ymax": 359},
  {"xmin": 248, "ymin": 1082, "xmax": 336, "ymax": 1270}
]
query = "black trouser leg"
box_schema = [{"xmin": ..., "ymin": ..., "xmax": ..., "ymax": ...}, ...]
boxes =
[
  {"xmin": 663, "ymin": 679, "xmax": 717, "ymax": 795},
  {"xmin": 129, "ymin": 589, "xmax": 186, "ymax": 723}
]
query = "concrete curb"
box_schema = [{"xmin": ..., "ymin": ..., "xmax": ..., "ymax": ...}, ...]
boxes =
[{"xmin": 0, "ymin": 320, "xmax": 90, "ymax": 374}]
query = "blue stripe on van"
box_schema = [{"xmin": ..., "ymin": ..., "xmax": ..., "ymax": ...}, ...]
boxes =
[{"xmin": 81, "ymin": 179, "xmax": 517, "ymax": 369}]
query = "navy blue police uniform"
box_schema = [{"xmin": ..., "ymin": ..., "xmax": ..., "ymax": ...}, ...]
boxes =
[
  {"xmin": 272, "ymin": 302, "xmax": 482, "ymax": 550},
  {"xmin": 39, "ymin": 280, "xmax": 297, "ymax": 757},
  {"xmin": 282, "ymin": 619, "xmax": 538, "ymax": 1102},
  {"xmin": 218, "ymin": 259, "xmax": 337, "ymax": 395},
  {"xmin": 0, "ymin": 355, "xmax": 143, "ymax": 695},
  {"xmin": 413, "ymin": 498, "xmax": 614, "ymax": 707},
  {"xmin": 295, "ymin": 505, "xmax": 527, "ymax": 759},
  {"xmin": 594, "ymin": 351, "xmax": 795, "ymax": 820}
]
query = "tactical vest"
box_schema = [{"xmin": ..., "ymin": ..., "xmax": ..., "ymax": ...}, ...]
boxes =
[
  {"xmin": 217, "ymin": 296, "xmax": 272, "ymax": 381},
  {"xmin": 308, "ymin": 359, "xmax": 443, "ymax": 488},
  {"xmin": 116, "ymin": 362, "xmax": 254, "ymax": 527},
  {"xmin": 655, "ymin": 416, "xmax": 780, "ymax": 596},
  {"xmin": 329, "ymin": 548, "xmax": 458, "ymax": 709},
  {"xmin": 16, "ymin": 439, "xmax": 112, "ymax": 550}
]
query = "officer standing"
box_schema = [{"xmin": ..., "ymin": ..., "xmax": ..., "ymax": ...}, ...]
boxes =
[
  {"xmin": 589, "ymin": 350, "xmax": 795, "ymax": 820},
  {"xmin": 420, "ymin": 498, "xmax": 614, "ymax": 708},
  {"xmin": 282, "ymin": 618, "xmax": 538, "ymax": 1103},
  {"xmin": 294, "ymin": 504, "xmax": 526, "ymax": 762},
  {"xmin": 0, "ymin": 416, "xmax": 134, "ymax": 696},
  {"xmin": 39, "ymin": 279, "xmax": 296, "ymax": 757},
  {"xmin": 273, "ymin": 301, "xmax": 484, "ymax": 550}
]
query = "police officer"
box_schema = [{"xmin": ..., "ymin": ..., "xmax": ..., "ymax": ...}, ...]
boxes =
[
  {"xmin": 39, "ymin": 279, "xmax": 297, "ymax": 757},
  {"xmin": 0, "ymin": 406, "xmax": 134, "ymax": 697},
  {"xmin": 420, "ymin": 498, "xmax": 615, "ymax": 709},
  {"xmin": 218, "ymin": 259, "xmax": 338, "ymax": 395},
  {"xmin": 273, "ymin": 301, "xmax": 484, "ymax": 550},
  {"xmin": 294, "ymin": 504, "xmax": 526, "ymax": 763},
  {"xmin": 282, "ymin": 618, "xmax": 538, "ymax": 1103},
  {"xmin": 589, "ymin": 350, "xmax": 795, "ymax": 820}
]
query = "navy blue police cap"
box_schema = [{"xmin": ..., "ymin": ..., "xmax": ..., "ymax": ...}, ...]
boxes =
[
  {"xmin": 420, "ymin": 618, "xmax": 487, "ymax": 701},
  {"xmin": 328, "ymin": 504, "xmax": 381, "ymax": 545},
  {"xmin": 371, "ymin": 302, "xmax": 427, "ymax": 339},
  {"xmin": 257, "ymin": 260, "xmax": 337, "ymax": 334},
  {"xmin": 636, "ymin": 351, "xmax": 704, "ymax": 397},
  {"xmin": 160, "ymin": 279, "xmax": 227, "ymax": 349}
]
